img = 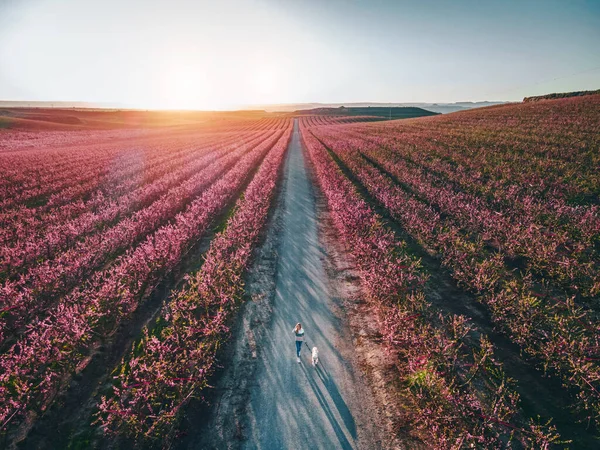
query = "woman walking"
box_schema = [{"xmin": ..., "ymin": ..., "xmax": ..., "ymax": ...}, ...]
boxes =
[{"xmin": 293, "ymin": 323, "xmax": 304, "ymax": 363}]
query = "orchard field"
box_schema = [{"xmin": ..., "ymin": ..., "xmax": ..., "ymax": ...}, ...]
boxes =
[
  {"xmin": 0, "ymin": 95, "xmax": 599, "ymax": 449},
  {"xmin": 301, "ymin": 93, "xmax": 600, "ymax": 449}
]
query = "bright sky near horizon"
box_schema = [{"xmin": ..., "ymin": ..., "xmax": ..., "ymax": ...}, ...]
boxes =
[{"xmin": 0, "ymin": 0, "xmax": 599, "ymax": 109}]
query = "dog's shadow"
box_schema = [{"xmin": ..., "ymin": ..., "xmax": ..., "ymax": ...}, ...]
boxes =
[{"xmin": 302, "ymin": 358, "xmax": 358, "ymax": 447}]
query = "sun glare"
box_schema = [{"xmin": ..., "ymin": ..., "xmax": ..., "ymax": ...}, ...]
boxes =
[
  {"xmin": 251, "ymin": 65, "xmax": 280, "ymax": 98},
  {"xmin": 146, "ymin": 63, "xmax": 284, "ymax": 110},
  {"xmin": 154, "ymin": 67, "xmax": 212, "ymax": 110},
  {"xmin": 168, "ymin": 71, "xmax": 198, "ymax": 108}
]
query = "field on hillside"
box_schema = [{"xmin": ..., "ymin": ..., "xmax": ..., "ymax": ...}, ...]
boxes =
[
  {"xmin": 0, "ymin": 112, "xmax": 296, "ymax": 445},
  {"xmin": 0, "ymin": 96, "xmax": 598, "ymax": 448},
  {"xmin": 0, "ymin": 107, "xmax": 271, "ymax": 131},
  {"xmin": 301, "ymin": 94, "xmax": 600, "ymax": 448}
]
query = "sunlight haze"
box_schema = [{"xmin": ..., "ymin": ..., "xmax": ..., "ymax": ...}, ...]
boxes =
[{"xmin": 0, "ymin": 0, "xmax": 599, "ymax": 109}]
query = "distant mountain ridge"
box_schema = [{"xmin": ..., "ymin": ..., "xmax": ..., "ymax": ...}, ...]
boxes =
[
  {"xmin": 293, "ymin": 106, "xmax": 438, "ymax": 119},
  {"xmin": 257, "ymin": 101, "xmax": 507, "ymax": 114}
]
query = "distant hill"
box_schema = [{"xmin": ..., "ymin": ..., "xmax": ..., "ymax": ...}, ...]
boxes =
[
  {"xmin": 258, "ymin": 101, "xmax": 506, "ymax": 114},
  {"xmin": 0, "ymin": 107, "xmax": 271, "ymax": 131},
  {"xmin": 523, "ymin": 89, "xmax": 600, "ymax": 102},
  {"xmin": 294, "ymin": 106, "xmax": 438, "ymax": 119}
]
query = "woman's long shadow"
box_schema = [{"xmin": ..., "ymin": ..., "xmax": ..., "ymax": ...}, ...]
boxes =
[
  {"xmin": 301, "ymin": 362, "xmax": 354, "ymax": 450},
  {"xmin": 315, "ymin": 361, "xmax": 357, "ymax": 440}
]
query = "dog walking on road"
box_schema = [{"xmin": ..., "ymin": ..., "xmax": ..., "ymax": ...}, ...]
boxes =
[{"xmin": 311, "ymin": 346, "xmax": 319, "ymax": 367}]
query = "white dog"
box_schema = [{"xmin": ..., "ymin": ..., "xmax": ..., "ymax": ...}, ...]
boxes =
[{"xmin": 311, "ymin": 346, "xmax": 319, "ymax": 367}]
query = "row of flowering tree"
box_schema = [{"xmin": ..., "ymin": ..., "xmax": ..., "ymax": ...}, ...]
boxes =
[
  {"xmin": 306, "ymin": 95, "xmax": 600, "ymax": 427},
  {"xmin": 0, "ymin": 131, "xmax": 282, "ymax": 347},
  {"xmin": 0, "ymin": 117, "xmax": 292, "ymax": 212},
  {"xmin": 96, "ymin": 121, "xmax": 293, "ymax": 440},
  {"xmin": 320, "ymin": 126, "xmax": 599, "ymax": 299},
  {"xmin": 0, "ymin": 131, "xmax": 272, "ymax": 275},
  {"xmin": 0, "ymin": 128, "xmax": 221, "ymax": 212},
  {"xmin": 299, "ymin": 119, "xmax": 558, "ymax": 448},
  {"xmin": 0, "ymin": 123, "xmax": 290, "ymax": 433},
  {"xmin": 299, "ymin": 115, "xmax": 383, "ymax": 127},
  {"xmin": 0, "ymin": 128, "xmax": 265, "ymax": 247}
]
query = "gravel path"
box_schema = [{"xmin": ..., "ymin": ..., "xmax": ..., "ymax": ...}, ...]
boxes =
[{"xmin": 242, "ymin": 120, "xmax": 381, "ymax": 450}]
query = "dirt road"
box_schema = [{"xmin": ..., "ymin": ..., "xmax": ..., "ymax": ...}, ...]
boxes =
[{"xmin": 239, "ymin": 120, "xmax": 381, "ymax": 449}]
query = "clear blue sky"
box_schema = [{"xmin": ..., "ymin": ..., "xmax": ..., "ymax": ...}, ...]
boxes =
[{"xmin": 0, "ymin": 0, "xmax": 599, "ymax": 108}]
